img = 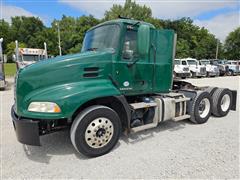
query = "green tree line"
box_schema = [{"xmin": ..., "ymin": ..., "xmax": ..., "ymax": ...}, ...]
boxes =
[{"xmin": 0, "ymin": 0, "xmax": 239, "ymax": 61}]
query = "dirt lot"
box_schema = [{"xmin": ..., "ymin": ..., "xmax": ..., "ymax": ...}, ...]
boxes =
[{"xmin": 1, "ymin": 76, "xmax": 239, "ymax": 179}]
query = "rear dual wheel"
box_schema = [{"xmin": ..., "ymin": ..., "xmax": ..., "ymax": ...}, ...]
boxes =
[
  {"xmin": 70, "ymin": 105, "xmax": 121, "ymax": 157},
  {"xmin": 212, "ymin": 88, "xmax": 232, "ymax": 117}
]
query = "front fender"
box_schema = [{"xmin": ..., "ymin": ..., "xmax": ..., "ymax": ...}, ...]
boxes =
[{"xmin": 21, "ymin": 79, "xmax": 121, "ymax": 119}]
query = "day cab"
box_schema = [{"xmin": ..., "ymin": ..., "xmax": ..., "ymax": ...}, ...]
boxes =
[
  {"xmin": 174, "ymin": 59, "xmax": 191, "ymax": 79},
  {"xmin": 12, "ymin": 19, "xmax": 237, "ymax": 157}
]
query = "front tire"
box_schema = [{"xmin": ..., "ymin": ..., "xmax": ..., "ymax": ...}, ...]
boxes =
[
  {"xmin": 189, "ymin": 91, "xmax": 212, "ymax": 124},
  {"xmin": 191, "ymin": 71, "xmax": 196, "ymax": 78},
  {"xmin": 212, "ymin": 88, "xmax": 232, "ymax": 117},
  {"xmin": 70, "ymin": 105, "xmax": 121, "ymax": 157}
]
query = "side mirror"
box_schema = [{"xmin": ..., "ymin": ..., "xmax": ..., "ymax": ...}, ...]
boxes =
[
  {"xmin": 12, "ymin": 54, "xmax": 16, "ymax": 62},
  {"xmin": 123, "ymin": 50, "xmax": 134, "ymax": 60},
  {"xmin": 137, "ymin": 24, "xmax": 150, "ymax": 57}
]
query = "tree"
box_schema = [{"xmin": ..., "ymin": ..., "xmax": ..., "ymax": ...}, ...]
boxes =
[
  {"xmin": 50, "ymin": 15, "xmax": 100, "ymax": 55},
  {"xmin": 224, "ymin": 27, "xmax": 240, "ymax": 59},
  {"xmin": 0, "ymin": 20, "xmax": 12, "ymax": 50},
  {"xmin": 104, "ymin": 0, "xmax": 152, "ymax": 21},
  {"xmin": 161, "ymin": 18, "xmax": 218, "ymax": 59},
  {"xmin": 11, "ymin": 16, "xmax": 45, "ymax": 46}
]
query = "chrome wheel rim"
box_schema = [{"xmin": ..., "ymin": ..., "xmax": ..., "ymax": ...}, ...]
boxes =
[
  {"xmin": 221, "ymin": 94, "xmax": 230, "ymax": 112},
  {"xmin": 85, "ymin": 117, "xmax": 114, "ymax": 149},
  {"xmin": 198, "ymin": 98, "xmax": 211, "ymax": 118}
]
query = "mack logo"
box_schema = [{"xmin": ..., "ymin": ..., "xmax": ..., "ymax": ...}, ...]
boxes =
[{"xmin": 123, "ymin": 81, "xmax": 130, "ymax": 87}]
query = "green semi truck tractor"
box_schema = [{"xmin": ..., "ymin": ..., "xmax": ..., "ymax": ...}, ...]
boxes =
[{"xmin": 12, "ymin": 18, "xmax": 237, "ymax": 157}]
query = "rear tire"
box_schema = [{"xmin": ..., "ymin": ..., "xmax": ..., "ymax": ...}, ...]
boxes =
[
  {"xmin": 189, "ymin": 91, "xmax": 212, "ymax": 124},
  {"xmin": 212, "ymin": 88, "xmax": 232, "ymax": 117},
  {"xmin": 205, "ymin": 86, "xmax": 217, "ymax": 96},
  {"xmin": 70, "ymin": 105, "xmax": 121, "ymax": 157},
  {"xmin": 227, "ymin": 70, "xmax": 233, "ymax": 76}
]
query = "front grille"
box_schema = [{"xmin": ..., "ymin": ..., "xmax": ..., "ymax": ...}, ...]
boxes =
[
  {"xmin": 225, "ymin": 66, "xmax": 229, "ymax": 71},
  {"xmin": 183, "ymin": 67, "xmax": 189, "ymax": 71},
  {"xmin": 236, "ymin": 66, "xmax": 239, "ymax": 72},
  {"xmin": 200, "ymin": 67, "xmax": 206, "ymax": 73}
]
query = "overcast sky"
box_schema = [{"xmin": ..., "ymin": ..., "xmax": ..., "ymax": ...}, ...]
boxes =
[{"xmin": 1, "ymin": 0, "xmax": 240, "ymax": 42}]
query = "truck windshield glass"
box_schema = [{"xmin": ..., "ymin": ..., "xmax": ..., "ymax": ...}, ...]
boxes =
[
  {"xmin": 174, "ymin": 60, "xmax": 180, "ymax": 65},
  {"xmin": 201, "ymin": 61, "xmax": 210, "ymax": 65},
  {"xmin": 81, "ymin": 24, "xmax": 120, "ymax": 52},
  {"xmin": 21, "ymin": 55, "xmax": 42, "ymax": 62},
  {"xmin": 187, "ymin": 60, "xmax": 197, "ymax": 65}
]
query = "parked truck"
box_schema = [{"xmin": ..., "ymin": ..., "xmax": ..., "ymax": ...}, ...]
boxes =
[
  {"xmin": 199, "ymin": 59, "xmax": 219, "ymax": 77},
  {"xmin": 12, "ymin": 19, "xmax": 237, "ymax": 157},
  {"xmin": 0, "ymin": 38, "xmax": 6, "ymax": 90},
  {"xmin": 210, "ymin": 59, "xmax": 229, "ymax": 76},
  {"xmin": 181, "ymin": 58, "xmax": 207, "ymax": 78},
  {"xmin": 0, "ymin": 61, "xmax": 6, "ymax": 90},
  {"xmin": 14, "ymin": 41, "xmax": 48, "ymax": 69},
  {"xmin": 226, "ymin": 60, "xmax": 240, "ymax": 75},
  {"xmin": 174, "ymin": 59, "xmax": 191, "ymax": 79}
]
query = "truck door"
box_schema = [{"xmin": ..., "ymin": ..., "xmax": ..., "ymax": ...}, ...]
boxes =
[
  {"xmin": 152, "ymin": 30, "xmax": 175, "ymax": 92},
  {"xmin": 114, "ymin": 28, "xmax": 153, "ymax": 95}
]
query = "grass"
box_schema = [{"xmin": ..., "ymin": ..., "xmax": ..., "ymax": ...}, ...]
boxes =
[{"xmin": 3, "ymin": 63, "xmax": 17, "ymax": 77}]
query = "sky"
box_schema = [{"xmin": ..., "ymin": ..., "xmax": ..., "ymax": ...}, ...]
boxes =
[{"xmin": 1, "ymin": 0, "xmax": 240, "ymax": 42}]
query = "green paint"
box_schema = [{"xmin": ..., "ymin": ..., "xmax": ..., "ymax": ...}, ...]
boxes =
[{"xmin": 14, "ymin": 19, "xmax": 175, "ymax": 119}]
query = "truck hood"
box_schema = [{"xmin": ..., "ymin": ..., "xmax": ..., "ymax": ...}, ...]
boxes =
[{"xmin": 16, "ymin": 49, "xmax": 114, "ymax": 111}]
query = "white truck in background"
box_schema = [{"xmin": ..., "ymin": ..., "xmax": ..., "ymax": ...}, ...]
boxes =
[
  {"xmin": 182, "ymin": 58, "xmax": 207, "ymax": 78},
  {"xmin": 0, "ymin": 38, "xmax": 6, "ymax": 90},
  {"xmin": 226, "ymin": 60, "xmax": 240, "ymax": 75},
  {"xmin": 174, "ymin": 59, "xmax": 191, "ymax": 79},
  {"xmin": 200, "ymin": 59, "xmax": 219, "ymax": 77},
  {"xmin": 14, "ymin": 41, "xmax": 48, "ymax": 69}
]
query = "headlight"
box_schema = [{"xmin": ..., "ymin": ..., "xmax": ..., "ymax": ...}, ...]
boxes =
[{"xmin": 28, "ymin": 102, "xmax": 61, "ymax": 113}]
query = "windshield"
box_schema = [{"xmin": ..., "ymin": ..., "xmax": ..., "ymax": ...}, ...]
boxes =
[
  {"xmin": 201, "ymin": 60, "xmax": 210, "ymax": 65},
  {"xmin": 21, "ymin": 55, "xmax": 43, "ymax": 62},
  {"xmin": 187, "ymin": 60, "xmax": 197, "ymax": 65},
  {"xmin": 81, "ymin": 24, "xmax": 120, "ymax": 52},
  {"xmin": 231, "ymin": 61, "xmax": 237, "ymax": 65},
  {"xmin": 174, "ymin": 60, "xmax": 180, "ymax": 65},
  {"xmin": 212, "ymin": 60, "xmax": 218, "ymax": 65}
]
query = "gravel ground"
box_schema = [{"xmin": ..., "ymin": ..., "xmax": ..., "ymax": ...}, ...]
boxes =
[{"xmin": 1, "ymin": 76, "xmax": 239, "ymax": 179}]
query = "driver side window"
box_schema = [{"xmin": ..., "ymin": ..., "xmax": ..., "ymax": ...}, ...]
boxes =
[
  {"xmin": 182, "ymin": 61, "xmax": 187, "ymax": 65},
  {"xmin": 122, "ymin": 29, "xmax": 137, "ymax": 60}
]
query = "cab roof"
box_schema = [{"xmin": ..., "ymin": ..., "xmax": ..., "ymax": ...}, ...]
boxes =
[{"xmin": 88, "ymin": 18, "xmax": 155, "ymax": 32}]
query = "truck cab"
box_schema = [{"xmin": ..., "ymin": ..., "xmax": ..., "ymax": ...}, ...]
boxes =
[
  {"xmin": 200, "ymin": 59, "xmax": 219, "ymax": 77},
  {"xmin": 226, "ymin": 60, "xmax": 240, "ymax": 75},
  {"xmin": 174, "ymin": 59, "xmax": 191, "ymax": 78},
  {"xmin": 0, "ymin": 61, "xmax": 6, "ymax": 90},
  {"xmin": 182, "ymin": 58, "xmax": 207, "ymax": 78},
  {"xmin": 15, "ymin": 48, "xmax": 47, "ymax": 69},
  {"xmin": 12, "ymin": 19, "xmax": 236, "ymax": 157}
]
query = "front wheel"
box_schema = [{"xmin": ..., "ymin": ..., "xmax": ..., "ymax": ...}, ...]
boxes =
[
  {"xmin": 227, "ymin": 70, "xmax": 233, "ymax": 76},
  {"xmin": 191, "ymin": 71, "xmax": 196, "ymax": 78},
  {"xmin": 70, "ymin": 105, "xmax": 121, "ymax": 157}
]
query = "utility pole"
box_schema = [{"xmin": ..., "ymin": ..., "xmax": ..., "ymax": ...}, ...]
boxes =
[
  {"xmin": 44, "ymin": 42, "xmax": 48, "ymax": 59},
  {"xmin": 56, "ymin": 22, "xmax": 62, "ymax": 56},
  {"xmin": 215, "ymin": 40, "xmax": 219, "ymax": 60},
  {"xmin": 15, "ymin": 40, "xmax": 19, "ymax": 61}
]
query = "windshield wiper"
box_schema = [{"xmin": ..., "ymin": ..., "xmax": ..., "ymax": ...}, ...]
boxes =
[{"xmin": 86, "ymin": 47, "xmax": 98, "ymax": 51}]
